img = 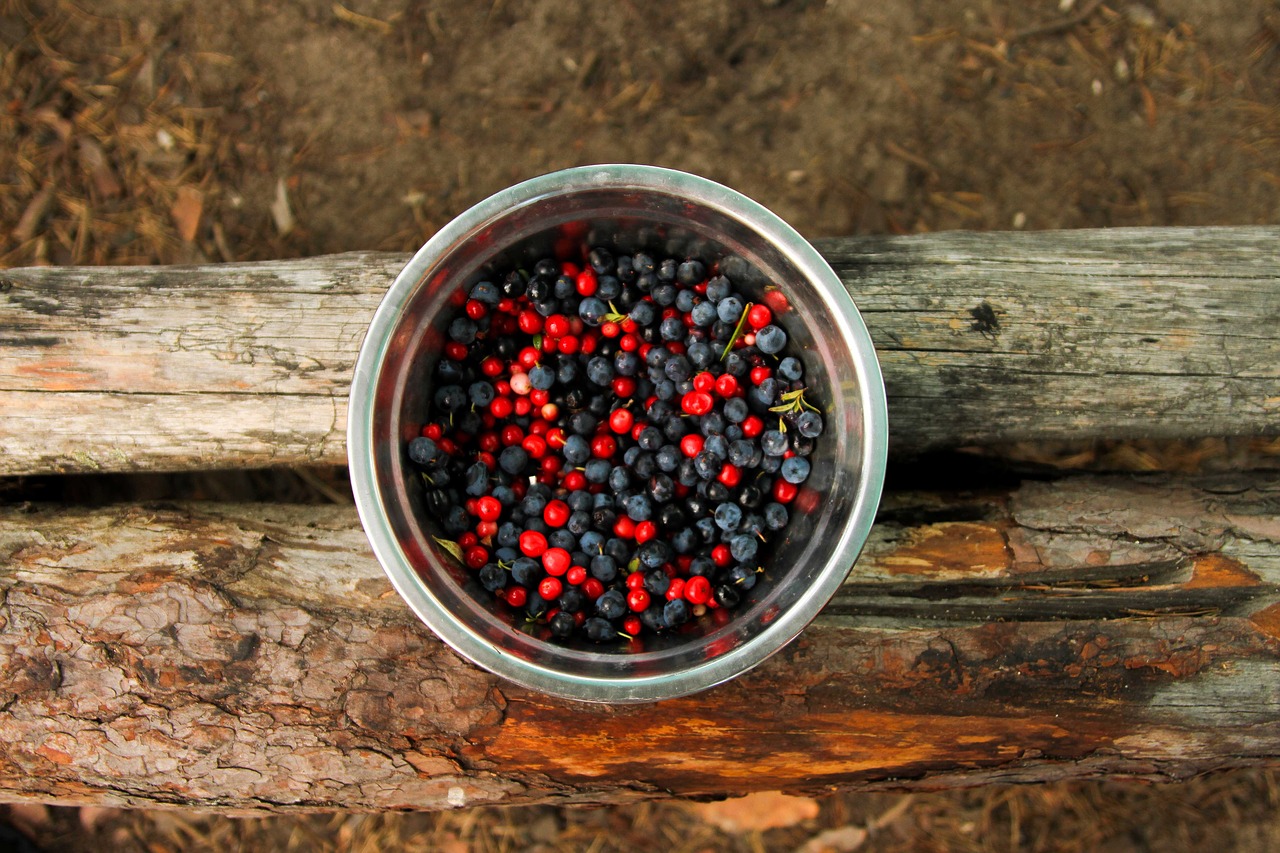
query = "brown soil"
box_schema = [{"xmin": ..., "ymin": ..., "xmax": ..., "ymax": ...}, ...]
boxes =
[{"xmin": 4, "ymin": 0, "xmax": 1280, "ymax": 850}]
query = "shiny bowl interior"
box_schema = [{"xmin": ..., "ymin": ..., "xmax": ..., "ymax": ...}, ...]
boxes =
[{"xmin": 349, "ymin": 165, "xmax": 887, "ymax": 703}]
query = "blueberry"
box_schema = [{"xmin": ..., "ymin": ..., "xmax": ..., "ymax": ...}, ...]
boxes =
[
  {"xmin": 760, "ymin": 454, "xmax": 782, "ymax": 473},
  {"xmin": 580, "ymin": 530, "xmax": 605, "ymax": 554},
  {"xmin": 436, "ymin": 359, "xmax": 465, "ymax": 384},
  {"xmin": 671, "ymin": 527, "xmax": 697, "ymax": 554},
  {"xmin": 648, "ymin": 473, "xmax": 675, "ymax": 503},
  {"xmin": 781, "ymin": 456, "xmax": 811, "ymax": 484},
  {"xmin": 433, "ymin": 384, "xmax": 466, "ymax": 412},
  {"xmin": 756, "ymin": 324, "xmax": 787, "ymax": 354},
  {"xmin": 597, "ymin": 275, "xmax": 622, "ymax": 300},
  {"xmin": 617, "ymin": 255, "xmax": 636, "ymax": 283},
  {"xmin": 652, "ymin": 283, "xmax": 677, "ymax": 306},
  {"xmin": 700, "ymin": 411, "xmax": 726, "ymax": 435},
  {"xmin": 596, "ymin": 588, "xmax": 625, "ymax": 619},
  {"xmin": 591, "ymin": 554, "xmax": 619, "ymax": 583},
  {"xmin": 662, "ymin": 417, "xmax": 686, "ymax": 442},
  {"xmin": 464, "ymin": 461, "xmax": 489, "ymax": 496},
  {"xmin": 694, "ymin": 451, "xmax": 719, "ymax": 480},
  {"xmin": 526, "ymin": 277, "xmax": 551, "ymax": 301},
  {"xmin": 723, "ymin": 397, "xmax": 749, "ymax": 424},
  {"xmin": 558, "ymin": 587, "xmax": 585, "ymax": 614},
  {"xmin": 689, "ymin": 555, "xmax": 716, "ymax": 577},
  {"xmin": 729, "ymin": 533, "xmax": 759, "ymax": 562},
  {"xmin": 579, "ymin": 296, "xmax": 608, "ymax": 325},
  {"xmin": 737, "ymin": 483, "xmax": 764, "ymax": 509},
  {"xmin": 528, "ymin": 364, "xmax": 555, "ymax": 390},
  {"xmin": 714, "ymin": 503, "xmax": 742, "ymax": 531},
  {"xmin": 663, "ymin": 598, "xmax": 690, "ymax": 627},
  {"xmin": 556, "ymin": 359, "xmax": 579, "ymax": 385},
  {"xmin": 715, "ymin": 584, "xmax": 741, "ymax": 608},
  {"xmin": 584, "ymin": 617, "xmax": 614, "ymax": 642},
  {"xmin": 764, "ymin": 502, "xmax": 789, "ymax": 530},
  {"xmin": 728, "ymin": 565, "xmax": 758, "ymax": 590},
  {"xmin": 676, "ymin": 259, "xmax": 706, "ymax": 285},
  {"xmin": 609, "ymin": 465, "xmax": 631, "ymax": 491},
  {"xmin": 797, "ymin": 410, "xmax": 824, "ymax": 438},
  {"xmin": 624, "ymin": 301, "xmax": 653, "ymax": 326},
  {"xmin": 511, "ymin": 557, "xmax": 540, "ymax": 587},
  {"xmin": 687, "ymin": 341, "xmax": 714, "ymax": 369},
  {"xmin": 604, "ymin": 537, "xmax": 630, "ymax": 562},
  {"xmin": 655, "ymin": 445, "xmax": 680, "ymax": 473},
  {"xmin": 778, "ymin": 357, "xmax": 803, "ymax": 381},
  {"xmin": 494, "ymin": 546, "xmax": 518, "ymax": 563},
  {"xmin": 637, "ymin": 427, "xmax": 663, "ymax": 450},
  {"xmin": 522, "ymin": 492, "xmax": 547, "ymax": 517},
  {"xmin": 635, "ymin": 272, "xmax": 658, "ymax": 294},
  {"xmin": 614, "ymin": 350, "xmax": 640, "ymax": 376},
  {"xmin": 587, "ymin": 356, "xmax": 613, "ymax": 385},
  {"xmin": 695, "ymin": 517, "xmax": 718, "ymax": 544},
  {"xmin": 728, "ymin": 439, "xmax": 754, "ymax": 468},
  {"xmin": 659, "ymin": 316, "xmax": 684, "ymax": 341},
  {"xmin": 584, "ymin": 458, "xmax": 611, "ymax": 484},
  {"xmin": 690, "ymin": 301, "xmax": 717, "ymax": 327},
  {"xmin": 675, "ymin": 288, "xmax": 697, "ymax": 313},
  {"xmin": 549, "ymin": 529, "xmax": 576, "ymax": 551},
  {"xmin": 498, "ymin": 445, "xmax": 528, "ymax": 475},
  {"xmin": 638, "ymin": 539, "xmax": 670, "ymax": 568},
  {"xmin": 497, "ymin": 521, "xmax": 520, "ymax": 547},
  {"xmin": 704, "ymin": 434, "xmax": 728, "ymax": 460},
  {"xmin": 633, "ymin": 452, "xmax": 657, "ymax": 479},
  {"xmin": 563, "ymin": 434, "xmax": 591, "ymax": 465},
  {"xmin": 761, "ymin": 430, "xmax": 788, "ymax": 456},
  {"xmin": 717, "ymin": 296, "xmax": 744, "ymax": 325},
  {"xmin": 569, "ymin": 411, "xmax": 597, "ymax": 435},
  {"xmin": 588, "ymin": 247, "xmax": 614, "ymax": 275},
  {"xmin": 654, "ymin": 378, "xmax": 676, "ymax": 400},
  {"xmin": 705, "ymin": 275, "xmax": 731, "ymax": 302},
  {"xmin": 549, "ymin": 611, "xmax": 575, "ymax": 638},
  {"xmin": 533, "ymin": 258, "xmax": 559, "ymax": 278},
  {"xmin": 470, "ymin": 280, "xmax": 501, "ymax": 304},
  {"xmin": 479, "ymin": 563, "xmax": 507, "ymax": 592},
  {"xmin": 553, "ymin": 274, "xmax": 575, "ymax": 299},
  {"xmin": 644, "ymin": 569, "xmax": 670, "ymax": 596},
  {"xmin": 622, "ymin": 493, "xmax": 652, "ymax": 521},
  {"xmin": 633, "ymin": 252, "xmax": 656, "ymax": 276},
  {"xmin": 568, "ymin": 510, "xmax": 592, "ymax": 536},
  {"xmin": 448, "ymin": 316, "xmax": 478, "ymax": 344},
  {"xmin": 408, "ymin": 436, "xmax": 438, "ymax": 466},
  {"xmin": 657, "ymin": 258, "xmax": 678, "ymax": 281},
  {"xmin": 443, "ymin": 505, "xmax": 469, "ymax": 534}
]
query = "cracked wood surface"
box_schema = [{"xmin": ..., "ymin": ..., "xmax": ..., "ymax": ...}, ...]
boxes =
[
  {"xmin": 2, "ymin": 226, "xmax": 1278, "ymax": 474},
  {"xmin": 2, "ymin": 474, "xmax": 1278, "ymax": 811}
]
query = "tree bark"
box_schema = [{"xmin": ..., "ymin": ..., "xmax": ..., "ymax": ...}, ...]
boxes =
[
  {"xmin": 3, "ymin": 473, "xmax": 1278, "ymax": 812},
  {"xmin": 2, "ymin": 226, "xmax": 1277, "ymax": 474}
]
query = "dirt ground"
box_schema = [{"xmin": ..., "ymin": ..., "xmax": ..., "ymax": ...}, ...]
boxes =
[{"xmin": 3, "ymin": 0, "xmax": 1280, "ymax": 850}]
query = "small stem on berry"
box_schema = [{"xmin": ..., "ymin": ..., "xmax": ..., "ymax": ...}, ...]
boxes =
[{"xmin": 720, "ymin": 301, "xmax": 754, "ymax": 360}]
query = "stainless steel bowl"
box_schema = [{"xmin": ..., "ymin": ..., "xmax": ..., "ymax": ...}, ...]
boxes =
[{"xmin": 349, "ymin": 165, "xmax": 887, "ymax": 703}]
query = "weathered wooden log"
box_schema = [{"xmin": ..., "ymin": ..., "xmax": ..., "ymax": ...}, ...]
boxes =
[
  {"xmin": 2, "ymin": 226, "xmax": 1277, "ymax": 475},
  {"xmin": 2, "ymin": 473, "xmax": 1277, "ymax": 812}
]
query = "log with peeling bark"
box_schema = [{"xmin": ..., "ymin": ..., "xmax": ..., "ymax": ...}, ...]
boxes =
[
  {"xmin": 2, "ymin": 226, "xmax": 1277, "ymax": 474},
  {"xmin": 2, "ymin": 474, "xmax": 1279, "ymax": 811}
]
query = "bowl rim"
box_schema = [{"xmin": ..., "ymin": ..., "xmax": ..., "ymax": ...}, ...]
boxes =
[{"xmin": 349, "ymin": 164, "xmax": 888, "ymax": 703}]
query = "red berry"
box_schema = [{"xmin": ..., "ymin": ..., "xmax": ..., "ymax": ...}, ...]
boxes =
[
  {"xmin": 666, "ymin": 578, "xmax": 686, "ymax": 601},
  {"xmin": 591, "ymin": 434, "xmax": 617, "ymax": 459},
  {"xmin": 762, "ymin": 288, "xmax": 790, "ymax": 315},
  {"xmin": 684, "ymin": 575, "xmax": 712, "ymax": 605},
  {"xmin": 465, "ymin": 299, "xmax": 487, "ymax": 320},
  {"xmin": 561, "ymin": 261, "xmax": 580, "ymax": 277},
  {"xmin": 750, "ymin": 366, "xmax": 772, "ymax": 385},
  {"xmin": 562, "ymin": 470, "xmax": 587, "ymax": 492},
  {"xmin": 575, "ymin": 268, "xmax": 598, "ymax": 296},
  {"xmin": 504, "ymin": 586, "xmax": 528, "ymax": 608},
  {"xmin": 444, "ymin": 341, "xmax": 468, "ymax": 361},
  {"xmin": 623, "ymin": 616, "xmax": 642, "ymax": 636},
  {"xmin": 530, "ymin": 388, "xmax": 549, "ymax": 406},
  {"xmin": 518, "ymin": 310, "xmax": 543, "ymax": 335},
  {"xmin": 611, "ymin": 376, "xmax": 636, "ymax": 398},
  {"xmin": 478, "ymin": 432, "xmax": 500, "ymax": 453},
  {"xmin": 566, "ymin": 565, "xmax": 588, "ymax": 586},
  {"xmin": 521, "ymin": 434, "xmax": 547, "ymax": 459},
  {"xmin": 717, "ymin": 463, "xmax": 742, "ymax": 488},
  {"xmin": 680, "ymin": 434, "xmax": 705, "ymax": 458},
  {"xmin": 711, "ymin": 544, "xmax": 732, "ymax": 567},
  {"xmin": 630, "ymin": 421, "xmax": 647, "ymax": 441},
  {"xmin": 539, "ymin": 577, "xmax": 563, "ymax": 600},
  {"xmin": 489, "ymin": 397, "xmax": 513, "ymax": 418},
  {"xmin": 514, "ymin": 396, "xmax": 532, "ymax": 417},
  {"xmin": 715, "ymin": 374, "xmax": 740, "ymax": 398},
  {"xmin": 475, "ymin": 520, "xmax": 497, "ymax": 539},
  {"xmin": 773, "ymin": 478, "xmax": 799, "ymax": 503},
  {"xmin": 519, "ymin": 530, "xmax": 548, "ymax": 557},
  {"xmin": 422, "ymin": 423, "xmax": 443, "ymax": 440},
  {"xmin": 681, "ymin": 391, "xmax": 713, "ymax": 416},
  {"xmin": 555, "ymin": 335, "xmax": 577, "ymax": 355},
  {"xmin": 619, "ymin": 333, "xmax": 640, "ymax": 352},
  {"xmin": 601, "ymin": 321, "xmax": 620, "ymax": 338},
  {"xmin": 609, "ymin": 408, "xmax": 634, "ymax": 434},
  {"xmin": 544, "ymin": 499, "xmax": 570, "ymax": 527},
  {"xmin": 518, "ymin": 347, "xmax": 540, "ymax": 369},
  {"xmin": 583, "ymin": 578, "xmax": 604, "ymax": 600},
  {"xmin": 501, "ymin": 424, "xmax": 524, "ymax": 446},
  {"xmin": 634, "ymin": 520, "xmax": 657, "ymax": 543},
  {"xmin": 626, "ymin": 571, "xmax": 646, "ymax": 590},
  {"xmin": 543, "ymin": 547, "xmax": 571, "ymax": 576},
  {"xmin": 545, "ymin": 314, "xmax": 570, "ymax": 338},
  {"xmin": 545, "ymin": 428, "xmax": 567, "ymax": 450},
  {"xmin": 693, "ymin": 372, "xmax": 716, "ymax": 393},
  {"xmin": 476, "ymin": 496, "xmax": 502, "ymax": 522},
  {"xmin": 497, "ymin": 297, "xmax": 517, "ymax": 314},
  {"xmin": 627, "ymin": 588, "xmax": 651, "ymax": 612},
  {"xmin": 614, "ymin": 515, "xmax": 636, "ymax": 539},
  {"xmin": 747, "ymin": 304, "xmax": 772, "ymax": 329},
  {"xmin": 464, "ymin": 545, "xmax": 489, "ymax": 569},
  {"xmin": 741, "ymin": 415, "xmax": 764, "ymax": 438},
  {"xmin": 480, "ymin": 355, "xmax": 504, "ymax": 377}
]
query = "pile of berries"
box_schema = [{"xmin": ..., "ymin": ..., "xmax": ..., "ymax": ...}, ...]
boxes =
[{"xmin": 408, "ymin": 246, "xmax": 824, "ymax": 646}]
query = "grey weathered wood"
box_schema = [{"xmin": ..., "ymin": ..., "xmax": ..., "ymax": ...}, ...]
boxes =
[
  {"xmin": 2, "ymin": 474, "xmax": 1278, "ymax": 811},
  {"xmin": 2, "ymin": 227, "xmax": 1277, "ymax": 474}
]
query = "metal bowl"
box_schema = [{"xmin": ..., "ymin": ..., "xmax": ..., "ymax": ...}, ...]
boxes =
[{"xmin": 348, "ymin": 165, "xmax": 887, "ymax": 703}]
